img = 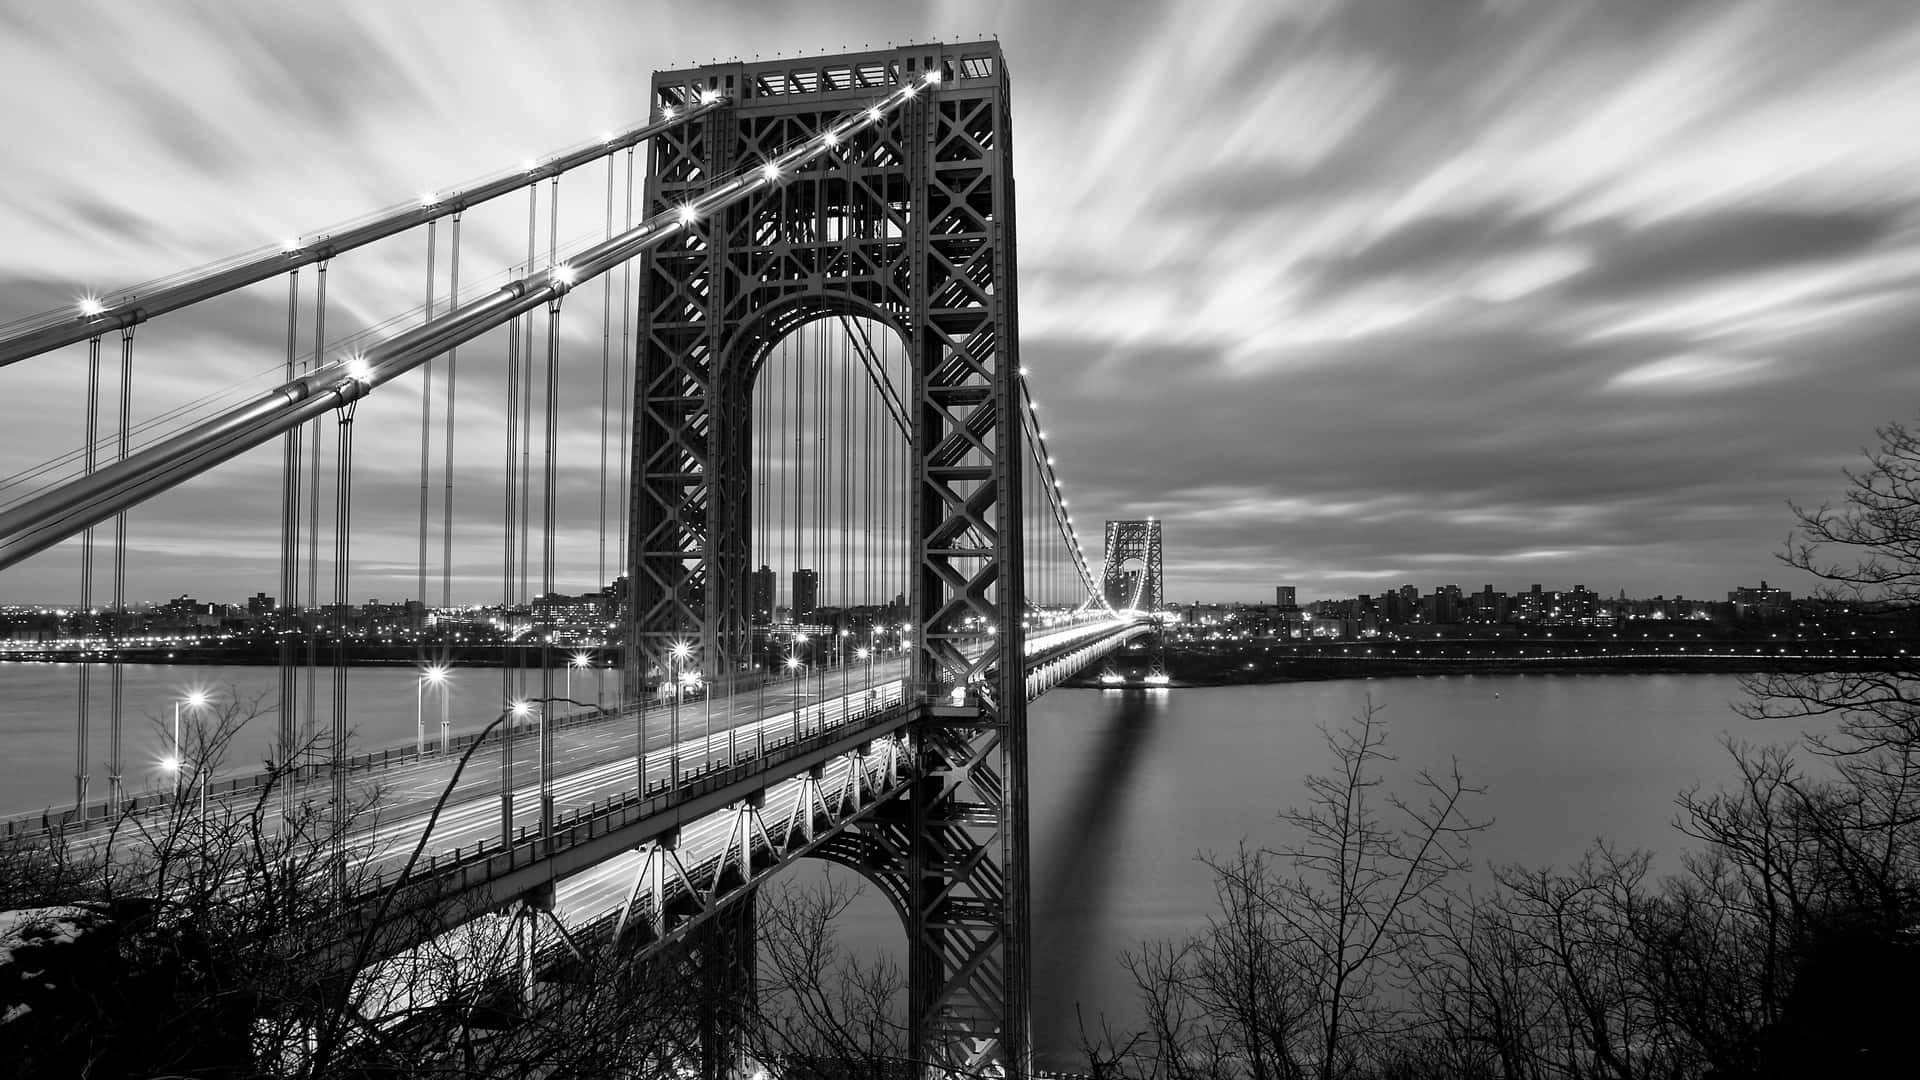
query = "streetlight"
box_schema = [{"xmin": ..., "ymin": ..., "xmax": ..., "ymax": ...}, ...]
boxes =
[
  {"xmin": 169, "ymin": 690, "xmax": 209, "ymax": 801},
  {"xmin": 856, "ymin": 647, "xmax": 873, "ymax": 713},
  {"xmin": 669, "ymin": 641, "xmax": 691, "ymax": 788},
  {"xmin": 567, "ymin": 652, "xmax": 591, "ymax": 712},
  {"xmin": 416, "ymin": 664, "xmax": 449, "ymax": 754},
  {"xmin": 787, "ymin": 654, "xmax": 808, "ymax": 738},
  {"xmin": 503, "ymin": 699, "xmax": 531, "ymax": 846}
]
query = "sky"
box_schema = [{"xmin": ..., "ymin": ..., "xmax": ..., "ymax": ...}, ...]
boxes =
[{"xmin": 0, "ymin": 0, "xmax": 1915, "ymax": 606}]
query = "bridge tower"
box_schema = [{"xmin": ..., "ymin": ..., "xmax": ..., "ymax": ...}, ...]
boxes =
[
  {"xmin": 1101, "ymin": 519, "xmax": 1164, "ymax": 611},
  {"xmin": 627, "ymin": 42, "xmax": 1032, "ymax": 1074}
]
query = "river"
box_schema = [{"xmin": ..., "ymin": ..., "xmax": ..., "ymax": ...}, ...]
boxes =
[{"xmin": 0, "ymin": 665, "xmax": 1829, "ymax": 1068}]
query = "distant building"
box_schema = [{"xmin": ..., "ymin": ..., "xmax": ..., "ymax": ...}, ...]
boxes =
[
  {"xmin": 1729, "ymin": 580, "xmax": 1791, "ymax": 616},
  {"xmin": 247, "ymin": 592, "xmax": 275, "ymax": 619},
  {"xmin": 751, "ymin": 565, "xmax": 776, "ymax": 625},
  {"xmin": 791, "ymin": 569, "xmax": 818, "ymax": 622},
  {"xmin": 1274, "ymin": 586, "xmax": 1297, "ymax": 610}
]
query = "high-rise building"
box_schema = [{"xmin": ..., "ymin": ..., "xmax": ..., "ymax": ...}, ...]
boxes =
[
  {"xmin": 791, "ymin": 569, "xmax": 818, "ymax": 622},
  {"xmin": 1275, "ymin": 586, "xmax": 1297, "ymax": 610},
  {"xmin": 750, "ymin": 565, "xmax": 775, "ymax": 624}
]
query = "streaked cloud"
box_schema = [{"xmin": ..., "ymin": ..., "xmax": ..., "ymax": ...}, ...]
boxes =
[{"xmin": 0, "ymin": 0, "xmax": 1914, "ymax": 603}]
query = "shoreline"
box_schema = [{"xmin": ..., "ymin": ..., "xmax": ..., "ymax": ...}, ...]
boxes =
[{"xmin": 1066, "ymin": 653, "xmax": 1888, "ymax": 689}]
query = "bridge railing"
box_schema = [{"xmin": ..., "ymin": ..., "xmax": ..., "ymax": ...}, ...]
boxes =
[
  {"xmin": 349, "ymin": 690, "xmax": 919, "ymax": 914},
  {"xmin": 0, "ymin": 698, "xmax": 633, "ymax": 839}
]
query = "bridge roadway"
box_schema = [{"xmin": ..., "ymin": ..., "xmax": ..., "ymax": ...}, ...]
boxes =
[
  {"xmin": 325, "ymin": 616, "xmax": 1151, "ymax": 976},
  {"xmin": 15, "ymin": 617, "xmax": 1146, "ymax": 982}
]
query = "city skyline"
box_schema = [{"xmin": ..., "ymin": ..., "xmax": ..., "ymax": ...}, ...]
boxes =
[{"xmin": 2, "ymin": 1, "xmax": 1915, "ymax": 603}]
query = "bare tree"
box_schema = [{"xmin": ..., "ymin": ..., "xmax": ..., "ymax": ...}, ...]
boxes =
[
  {"xmin": 1121, "ymin": 702, "xmax": 1487, "ymax": 1080},
  {"xmin": 750, "ymin": 874, "xmax": 914, "ymax": 1079},
  {"xmin": 1741, "ymin": 418, "xmax": 1920, "ymax": 754}
]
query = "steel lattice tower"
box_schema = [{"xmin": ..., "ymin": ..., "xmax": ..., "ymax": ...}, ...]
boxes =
[
  {"xmin": 1101, "ymin": 519, "xmax": 1164, "ymax": 611},
  {"xmin": 627, "ymin": 43, "xmax": 1032, "ymax": 1074}
]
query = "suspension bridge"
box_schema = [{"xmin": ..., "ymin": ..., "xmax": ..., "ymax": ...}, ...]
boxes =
[{"xmin": 0, "ymin": 41, "xmax": 1153, "ymax": 1077}]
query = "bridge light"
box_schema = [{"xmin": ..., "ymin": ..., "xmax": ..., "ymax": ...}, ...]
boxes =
[
  {"xmin": 761, "ymin": 162, "xmax": 781, "ymax": 182},
  {"xmin": 699, "ymin": 88, "xmax": 720, "ymax": 105},
  {"xmin": 1020, "ymin": 366, "xmax": 1030, "ymax": 376},
  {"xmin": 510, "ymin": 700, "xmax": 531, "ymax": 718},
  {"xmin": 420, "ymin": 191, "xmax": 438, "ymax": 208},
  {"xmin": 676, "ymin": 205, "xmax": 699, "ymax": 225},
  {"xmin": 663, "ymin": 106, "xmax": 677, "ymax": 120},
  {"xmin": 821, "ymin": 130, "xmax": 839, "ymax": 147},
  {"xmin": 78, "ymin": 296, "xmax": 105, "ymax": 318},
  {"xmin": 522, "ymin": 158, "xmax": 537, "ymax": 173},
  {"xmin": 161, "ymin": 755, "xmax": 181, "ymax": 772},
  {"xmin": 282, "ymin": 237, "xmax": 303, "ymax": 253},
  {"xmin": 924, "ymin": 69, "xmax": 942, "ymax": 84},
  {"xmin": 346, "ymin": 355, "xmax": 372, "ymax": 384},
  {"xmin": 552, "ymin": 264, "xmax": 578, "ymax": 286},
  {"xmin": 570, "ymin": 653, "xmax": 591, "ymax": 669},
  {"xmin": 600, "ymin": 130, "xmax": 615, "ymax": 144},
  {"xmin": 785, "ymin": 656, "xmax": 801, "ymax": 671},
  {"xmin": 867, "ymin": 106, "xmax": 883, "ymax": 121},
  {"xmin": 1046, "ymin": 457, "xmax": 1055, "ymax": 465},
  {"xmin": 670, "ymin": 640, "xmax": 692, "ymax": 661},
  {"xmin": 423, "ymin": 664, "xmax": 450, "ymax": 685}
]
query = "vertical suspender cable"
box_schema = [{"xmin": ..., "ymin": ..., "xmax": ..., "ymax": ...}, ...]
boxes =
[
  {"xmin": 110, "ymin": 328, "xmax": 133, "ymax": 815},
  {"xmin": 519, "ymin": 187, "xmax": 537, "ymax": 694},
  {"xmin": 330, "ymin": 395, "xmax": 357, "ymax": 898},
  {"xmin": 501, "ymin": 313, "xmax": 521, "ymax": 846},
  {"xmin": 306, "ymin": 261, "xmax": 329, "ymax": 763},
  {"xmin": 279, "ymin": 269, "xmax": 302, "ymax": 796},
  {"xmin": 417, "ymin": 218, "xmax": 438, "ymax": 633},
  {"xmin": 538, "ymin": 175, "xmax": 559, "ymax": 834},
  {"xmin": 618, "ymin": 147, "xmax": 635, "ymax": 722},
  {"xmin": 841, "ymin": 329, "xmax": 852, "ymax": 647},
  {"xmin": 440, "ymin": 213, "xmax": 463, "ymax": 611},
  {"xmin": 598, "ymin": 153, "xmax": 614, "ymax": 709},
  {"xmin": 438, "ymin": 213, "xmax": 461, "ymax": 750},
  {"xmin": 77, "ymin": 335, "xmax": 100, "ymax": 812},
  {"xmin": 540, "ymin": 296, "xmax": 562, "ymax": 836}
]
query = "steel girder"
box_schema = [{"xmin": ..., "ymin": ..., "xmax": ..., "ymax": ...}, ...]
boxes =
[{"xmin": 629, "ymin": 41, "xmax": 1031, "ymax": 1076}]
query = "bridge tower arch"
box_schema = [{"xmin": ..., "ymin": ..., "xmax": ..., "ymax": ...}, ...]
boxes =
[{"xmin": 627, "ymin": 42, "xmax": 1032, "ymax": 1074}]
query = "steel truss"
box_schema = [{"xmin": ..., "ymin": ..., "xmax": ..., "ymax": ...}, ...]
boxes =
[
  {"xmin": 629, "ymin": 41, "xmax": 1033, "ymax": 1075},
  {"xmin": 1101, "ymin": 519, "xmax": 1164, "ymax": 612}
]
